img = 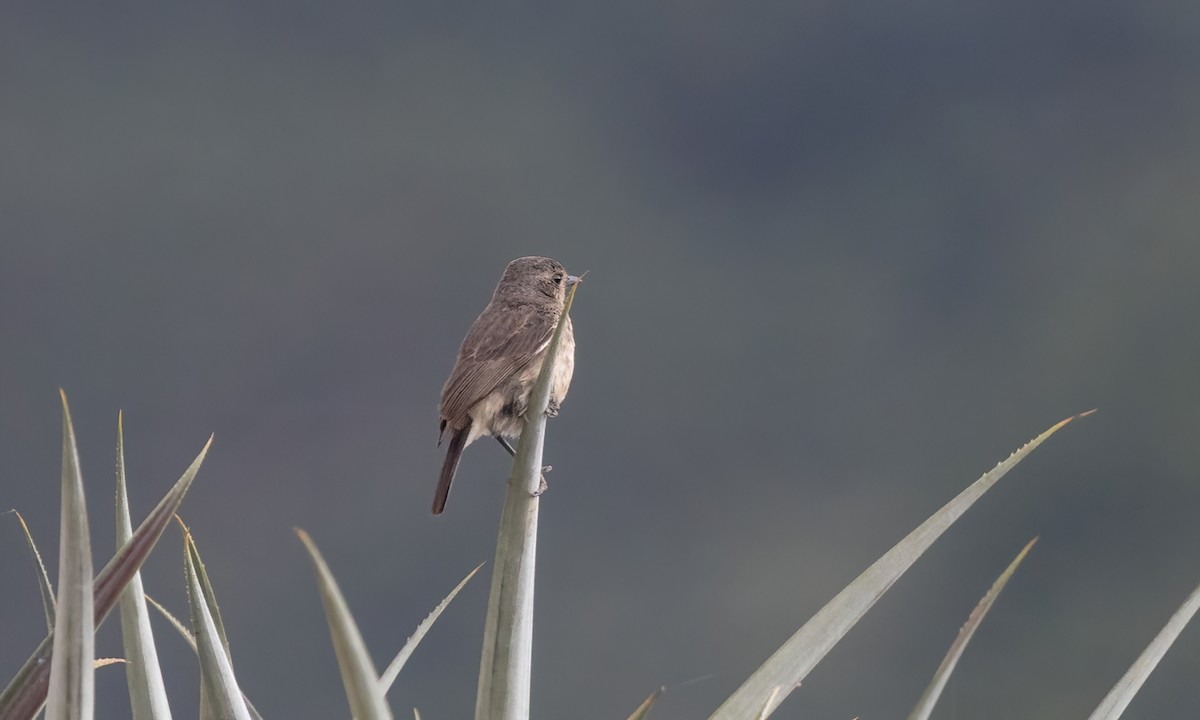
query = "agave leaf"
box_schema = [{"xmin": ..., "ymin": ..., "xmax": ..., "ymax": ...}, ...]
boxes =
[
  {"xmin": 0, "ymin": 431, "xmax": 211, "ymax": 720},
  {"xmin": 709, "ymin": 411, "xmax": 1091, "ymax": 720},
  {"xmin": 96, "ymin": 437, "xmax": 210, "ymax": 627},
  {"xmin": 379, "ymin": 563, "xmax": 484, "ymax": 692},
  {"xmin": 145, "ymin": 595, "xmax": 198, "ymax": 652},
  {"xmin": 626, "ymin": 688, "xmax": 660, "ymax": 720},
  {"xmin": 177, "ymin": 521, "xmax": 266, "ymax": 720},
  {"xmin": 297, "ymin": 529, "xmax": 393, "ymax": 720},
  {"xmin": 183, "ymin": 521, "xmax": 233, "ymax": 658},
  {"xmin": 625, "ymin": 675, "xmax": 715, "ymax": 720},
  {"xmin": 1087, "ymin": 579, "xmax": 1200, "ymax": 720},
  {"xmin": 46, "ymin": 390, "xmax": 96, "ymax": 720},
  {"xmin": 906, "ymin": 537, "xmax": 1038, "ymax": 720},
  {"xmin": 184, "ymin": 531, "xmax": 251, "ymax": 720},
  {"xmin": 476, "ymin": 282, "xmax": 578, "ymax": 720},
  {"xmin": 9, "ymin": 509, "xmax": 56, "ymax": 631},
  {"xmin": 116, "ymin": 413, "xmax": 173, "ymax": 720},
  {"xmin": 144, "ymin": 595, "xmax": 265, "ymax": 720},
  {"xmin": 94, "ymin": 659, "xmax": 128, "ymax": 669}
]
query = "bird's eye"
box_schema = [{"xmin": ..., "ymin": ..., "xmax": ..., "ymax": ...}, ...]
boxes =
[{"xmin": 553, "ymin": 274, "xmax": 563, "ymax": 284}]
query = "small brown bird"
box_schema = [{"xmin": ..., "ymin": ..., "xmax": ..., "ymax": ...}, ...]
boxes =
[{"xmin": 433, "ymin": 256, "xmax": 578, "ymax": 514}]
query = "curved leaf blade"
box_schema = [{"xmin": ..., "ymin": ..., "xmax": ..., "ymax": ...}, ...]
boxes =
[
  {"xmin": 185, "ymin": 531, "xmax": 251, "ymax": 720},
  {"xmin": 8, "ymin": 510, "xmax": 56, "ymax": 631},
  {"xmin": 297, "ymin": 529, "xmax": 392, "ymax": 720},
  {"xmin": 380, "ymin": 563, "xmax": 484, "ymax": 692},
  {"xmin": 709, "ymin": 412, "xmax": 1090, "ymax": 719},
  {"xmin": 183, "ymin": 521, "xmax": 233, "ymax": 660},
  {"xmin": 0, "ymin": 431, "xmax": 211, "ymax": 720},
  {"xmin": 46, "ymin": 389, "xmax": 95, "ymax": 720},
  {"xmin": 116, "ymin": 413, "xmax": 173, "ymax": 720},
  {"xmin": 1087, "ymin": 579, "xmax": 1200, "ymax": 720},
  {"xmin": 906, "ymin": 537, "xmax": 1038, "ymax": 720},
  {"xmin": 144, "ymin": 595, "xmax": 264, "ymax": 720}
]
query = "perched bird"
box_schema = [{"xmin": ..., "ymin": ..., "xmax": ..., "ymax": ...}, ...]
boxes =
[{"xmin": 433, "ymin": 256, "xmax": 578, "ymax": 514}]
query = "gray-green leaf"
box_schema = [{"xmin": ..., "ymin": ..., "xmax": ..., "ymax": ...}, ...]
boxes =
[
  {"xmin": 46, "ymin": 390, "xmax": 96, "ymax": 720},
  {"xmin": 116, "ymin": 412, "xmax": 173, "ymax": 720},
  {"xmin": 297, "ymin": 528, "xmax": 393, "ymax": 720},
  {"xmin": 1087, "ymin": 579, "xmax": 1200, "ymax": 720},
  {"xmin": 710, "ymin": 412, "xmax": 1089, "ymax": 719},
  {"xmin": 185, "ymin": 531, "xmax": 252, "ymax": 720},
  {"xmin": 906, "ymin": 537, "xmax": 1038, "ymax": 720}
]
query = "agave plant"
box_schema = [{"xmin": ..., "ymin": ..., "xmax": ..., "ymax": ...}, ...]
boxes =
[
  {"xmin": 4, "ymin": 288, "xmax": 1197, "ymax": 720},
  {"xmin": 0, "ymin": 395, "xmax": 478, "ymax": 720},
  {"xmin": 0, "ymin": 393, "xmax": 209, "ymax": 720}
]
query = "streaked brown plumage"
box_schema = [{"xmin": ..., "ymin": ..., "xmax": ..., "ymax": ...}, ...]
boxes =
[{"xmin": 433, "ymin": 256, "xmax": 577, "ymax": 514}]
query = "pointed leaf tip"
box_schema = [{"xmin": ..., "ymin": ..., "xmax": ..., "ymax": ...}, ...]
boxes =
[
  {"xmin": 0, "ymin": 423, "xmax": 211, "ymax": 719},
  {"xmin": 379, "ymin": 562, "xmax": 486, "ymax": 692},
  {"xmin": 47, "ymin": 386, "xmax": 95, "ymax": 720},
  {"xmin": 1061, "ymin": 408, "xmax": 1097, "ymax": 425},
  {"xmin": 194, "ymin": 434, "xmax": 214, "ymax": 462},
  {"xmin": 711, "ymin": 415, "xmax": 1074, "ymax": 720},
  {"xmin": 298, "ymin": 529, "xmax": 392, "ymax": 719},
  {"xmin": 906, "ymin": 537, "xmax": 1039, "ymax": 720}
]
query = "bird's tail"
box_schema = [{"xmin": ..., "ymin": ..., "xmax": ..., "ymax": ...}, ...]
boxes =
[{"xmin": 433, "ymin": 422, "xmax": 471, "ymax": 515}]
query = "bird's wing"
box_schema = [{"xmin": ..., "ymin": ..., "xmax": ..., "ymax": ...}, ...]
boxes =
[{"xmin": 439, "ymin": 303, "xmax": 557, "ymax": 424}]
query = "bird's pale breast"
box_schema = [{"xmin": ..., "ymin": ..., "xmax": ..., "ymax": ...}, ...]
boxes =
[{"xmin": 464, "ymin": 316, "xmax": 574, "ymax": 445}]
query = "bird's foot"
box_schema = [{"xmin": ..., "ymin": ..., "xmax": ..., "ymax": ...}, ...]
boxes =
[
  {"xmin": 546, "ymin": 399, "xmax": 561, "ymax": 417},
  {"xmin": 531, "ymin": 467, "xmax": 551, "ymax": 496}
]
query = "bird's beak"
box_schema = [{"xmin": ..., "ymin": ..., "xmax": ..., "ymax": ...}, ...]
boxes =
[{"xmin": 565, "ymin": 274, "xmax": 582, "ymax": 287}]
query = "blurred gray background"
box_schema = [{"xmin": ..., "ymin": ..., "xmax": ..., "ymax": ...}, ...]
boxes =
[{"xmin": 2, "ymin": 1, "xmax": 1199, "ymax": 718}]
